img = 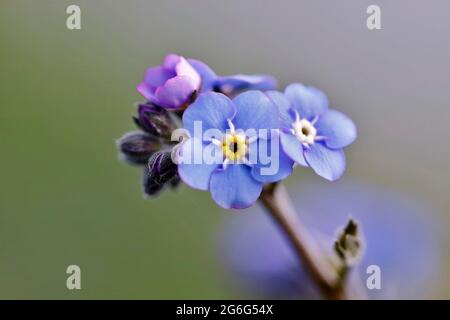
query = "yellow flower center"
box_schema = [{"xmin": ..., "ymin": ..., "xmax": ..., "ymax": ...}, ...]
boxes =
[{"xmin": 222, "ymin": 134, "xmax": 248, "ymax": 161}]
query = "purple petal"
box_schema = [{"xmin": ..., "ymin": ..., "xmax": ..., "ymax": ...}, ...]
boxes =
[
  {"xmin": 163, "ymin": 53, "xmax": 180, "ymax": 69},
  {"xmin": 136, "ymin": 83, "xmax": 155, "ymax": 101},
  {"xmin": 232, "ymin": 91, "xmax": 279, "ymax": 131},
  {"xmin": 175, "ymin": 56, "xmax": 201, "ymax": 90},
  {"xmin": 280, "ymin": 132, "xmax": 308, "ymax": 166},
  {"xmin": 188, "ymin": 58, "xmax": 218, "ymax": 92},
  {"xmin": 178, "ymin": 138, "xmax": 219, "ymax": 190},
  {"xmin": 182, "ymin": 92, "xmax": 236, "ymax": 136},
  {"xmin": 137, "ymin": 66, "xmax": 175, "ymax": 100},
  {"xmin": 303, "ymin": 143, "xmax": 346, "ymax": 181},
  {"xmin": 143, "ymin": 66, "xmax": 175, "ymax": 89},
  {"xmin": 154, "ymin": 75, "xmax": 197, "ymax": 109},
  {"xmin": 315, "ymin": 109, "xmax": 357, "ymax": 149},
  {"xmin": 284, "ymin": 83, "xmax": 328, "ymax": 120},
  {"xmin": 209, "ymin": 165, "xmax": 263, "ymax": 209}
]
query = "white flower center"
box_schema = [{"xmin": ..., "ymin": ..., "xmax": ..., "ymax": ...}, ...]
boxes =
[{"xmin": 291, "ymin": 113, "xmax": 317, "ymax": 146}]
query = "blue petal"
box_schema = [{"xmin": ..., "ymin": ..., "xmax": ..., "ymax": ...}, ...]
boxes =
[
  {"xmin": 209, "ymin": 165, "xmax": 263, "ymax": 209},
  {"xmin": 315, "ymin": 109, "xmax": 357, "ymax": 149},
  {"xmin": 214, "ymin": 74, "xmax": 277, "ymax": 96},
  {"xmin": 188, "ymin": 58, "xmax": 217, "ymax": 92},
  {"xmin": 303, "ymin": 143, "xmax": 346, "ymax": 181},
  {"xmin": 232, "ymin": 91, "xmax": 279, "ymax": 131},
  {"xmin": 265, "ymin": 90, "xmax": 293, "ymax": 128},
  {"xmin": 178, "ymin": 138, "xmax": 219, "ymax": 190},
  {"xmin": 251, "ymin": 136, "xmax": 294, "ymax": 183},
  {"xmin": 284, "ymin": 83, "xmax": 328, "ymax": 120},
  {"xmin": 183, "ymin": 92, "xmax": 236, "ymax": 136},
  {"xmin": 280, "ymin": 132, "xmax": 308, "ymax": 166}
]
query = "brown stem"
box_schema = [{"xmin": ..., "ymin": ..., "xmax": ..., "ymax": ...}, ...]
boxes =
[{"xmin": 259, "ymin": 183, "xmax": 347, "ymax": 300}]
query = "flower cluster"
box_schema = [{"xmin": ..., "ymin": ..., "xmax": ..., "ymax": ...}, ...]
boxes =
[{"xmin": 117, "ymin": 54, "xmax": 356, "ymax": 208}]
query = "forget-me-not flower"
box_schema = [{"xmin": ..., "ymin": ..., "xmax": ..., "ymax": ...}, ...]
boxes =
[
  {"xmin": 177, "ymin": 91, "xmax": 293, "ymax": 209},
  {"xmin": 278, "ymin": 83, "xmax": 357, "ymax": 180}
]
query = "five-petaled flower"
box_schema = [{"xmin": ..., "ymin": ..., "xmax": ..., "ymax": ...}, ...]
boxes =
[
  {"xmin": 177, "ymin": 91, "xmax": 293, "ymax": 209},
  {"xmin": 137, "ymin": 54, "xmax": 277, "ymax": 110},
  {"xmin": 278, "ymin": 83, "xmax": 357, "ymax": 181}
]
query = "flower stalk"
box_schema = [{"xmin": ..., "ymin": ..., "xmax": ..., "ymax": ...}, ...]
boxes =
[{"xmin": 259, "ymin": 182, "xmax": 349, "ymax": 300}]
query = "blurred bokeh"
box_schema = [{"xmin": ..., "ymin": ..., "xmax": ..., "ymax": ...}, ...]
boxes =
[
  {"xmin": 0, "ymin": 0, "xmax": 449, "ymax": 299},
  {"xmin": 219, "ymin": 179, "xmax": 444, "ymax": 299}
]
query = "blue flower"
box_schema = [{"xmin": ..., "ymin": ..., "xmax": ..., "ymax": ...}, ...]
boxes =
[
  {"xmin": 278, "ymin": 83, "xmax": 356, "ymax": 180},
  {"xmin": 177, "ymin": 91, "xmax": 293, "ymax": 209},
  {"xmin": 187, "ymin": 59, "xmax": 277, "ymax": 96}
]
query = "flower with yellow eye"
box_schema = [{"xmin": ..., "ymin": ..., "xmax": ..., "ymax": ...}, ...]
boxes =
[
  {"xmin": 220, "ymin": 127, "xmax": 248, "ymax": 164},
  {"xmin": 178, "ymin": 91, "xmax": 294, "ymax": 209}
]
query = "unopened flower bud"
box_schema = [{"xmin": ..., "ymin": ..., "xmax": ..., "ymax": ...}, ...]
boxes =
[
  {"xmin": 148, "ymin": 151, "xmax": 178, "ymax": 185},
  {"xmin": 134, "ymin": 103, "xmax": 178, "ymax": 139},
  {"xmin": 117, "ymin": 131, "xmax": 160, "ymax": 164},
  {"xmin": 334, "ymin": 218, "xmax": 364, "ymax": 267}
]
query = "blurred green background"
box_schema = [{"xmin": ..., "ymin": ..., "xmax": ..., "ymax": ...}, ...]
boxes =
[{"xmin": 0, "ymin": 0, "xmax": 449, "ymax": 299}]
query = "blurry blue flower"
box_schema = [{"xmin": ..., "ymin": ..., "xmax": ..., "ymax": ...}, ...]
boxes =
[
  {"xmin": 178, "ymin": 91, "xmax": 293, "ymax": 209},
  {"xmin": 278, "ymin": 83, "xmax": 356, "ymax": 180},
  {"xmin": 137, "ymin": 54, "xmax": 277, "ymax": 110},
  {"xmin": 219, "ymin": 180, "xmax": 444, "ymax": 299}
]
